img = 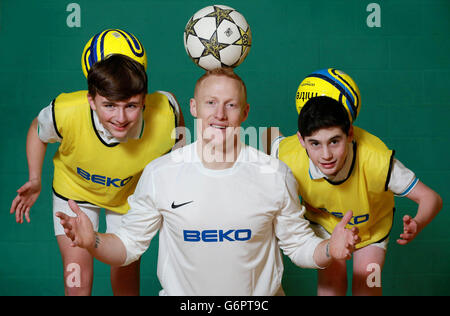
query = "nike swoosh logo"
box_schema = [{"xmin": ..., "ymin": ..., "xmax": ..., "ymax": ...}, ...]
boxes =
[{"xmin": 171, "ymin": 200, "xmax": 194, "ymax": 209}]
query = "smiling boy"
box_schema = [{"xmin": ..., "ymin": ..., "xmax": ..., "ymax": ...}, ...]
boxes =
[
  {"xmin": 10, "ymin": 32, "xmax": 184, "ymax": 295},
  {"xmin": 270, "ymin": 95, "xmax": 442, "ymax": 295}
]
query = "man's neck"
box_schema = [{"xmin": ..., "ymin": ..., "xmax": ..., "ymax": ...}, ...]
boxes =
[{"xmin": 196, "ymin": 138, "xmax": 243, "ymax": 170}]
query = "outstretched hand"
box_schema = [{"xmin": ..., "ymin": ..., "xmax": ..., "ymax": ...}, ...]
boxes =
[
  {"xmin": 10, "ymin": 179, "xmax": 41, "ymax": 223},
  {"xmin": 55, "ymin": 200, "xmax": 96, "ymax": 250},
  {"xmin": 329, "ymin": 211, "xmax": 360, "ymax": 260},
  {"xmin": 397, "ymin": 215, "xmax": 419, "ymax": 245}
]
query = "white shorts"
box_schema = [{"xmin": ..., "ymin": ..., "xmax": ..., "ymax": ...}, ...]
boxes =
[
  {"xmin": 53, "ymin": 193, "xmax": 123, "ymax": 236},
  {"xmin": 310, "ymin": 223, "xmax": 389, "ymax": 251}
]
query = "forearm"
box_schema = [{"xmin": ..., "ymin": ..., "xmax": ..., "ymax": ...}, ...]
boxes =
[
  {"xmin": 313, "ymin": 240, "xmax": 332, "ymax": 268},
  {"xmin": 26, "ymin": 118, "xmax": 47, "ymax": 181},
  {"xmin": 414, "ymin": 190, "xmax": 443, "ymax": 232},
  {"xmin": 407, "ymin": 181, "xmax": 443, "ymax": 232},
  {"xmin": 88, "ymin": 233, "xmax": 127, "ymax": 267}
]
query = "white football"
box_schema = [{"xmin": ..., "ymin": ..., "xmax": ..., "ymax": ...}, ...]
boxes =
[{"xmin": 183, "ymin": 5, "xmax": 252, "ymax": 70}]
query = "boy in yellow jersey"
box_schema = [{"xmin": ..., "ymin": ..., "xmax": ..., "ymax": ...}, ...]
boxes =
[
  {"xmin": 269, "ymin": 95, "xmax": 442, "ymax": 295},
  {"xmin": 10, "ymin": 45, "xmax": 184, "ymax": 294}
]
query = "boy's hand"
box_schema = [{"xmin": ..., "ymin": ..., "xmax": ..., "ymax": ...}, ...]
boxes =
[
  {"xmin": 10, "ymin": 179, "xmax": 41, "ymax": 223},
  {"xmin": 329, "ymin": 211, "xmax": 360, "ymax": 260},
  {"xmin": 397, "ymin": 215, "xmax": 419, "ymax": 245},
  {"xmin": 56, "ymin": 200, "xmax": 96, "ymax": 250}
]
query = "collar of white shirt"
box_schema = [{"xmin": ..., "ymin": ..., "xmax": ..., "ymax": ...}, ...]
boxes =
[
  {"xmin": 308, "ymin": 142, "xmax": 354, "ymax": 182},
  {"xmin": 92, "ymin": 110, "xmax": 143, "ymax": 145}
]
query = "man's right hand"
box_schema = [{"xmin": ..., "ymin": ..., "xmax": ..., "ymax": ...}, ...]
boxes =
[{"xmin": 56, "ymin": 200, "xmax": 96, "ymax": 250}]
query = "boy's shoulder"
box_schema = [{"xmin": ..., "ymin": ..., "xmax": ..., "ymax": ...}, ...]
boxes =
[
  {"xmin": 352, "ymin": 126, "xmax": 392, "ymax": 153},
  {"xmin": 54, "ymin": 90, "xmax": 88, "ymax": 105}
]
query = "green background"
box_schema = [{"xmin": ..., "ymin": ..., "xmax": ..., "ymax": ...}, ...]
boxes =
[{"xmin": 0, "ymin": 0, "xmax": 449, "ymax": 296}]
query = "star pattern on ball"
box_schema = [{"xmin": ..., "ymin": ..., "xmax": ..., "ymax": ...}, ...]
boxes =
[
  {"xmin": 200, "ymin": 30, "xmax": 229, "ymax": 60},
  {"xmin": 185, "ymin": 16, "xmax": 200, "ymax": 37},
  {"xmin": 205, "ymin": 6, "xmax": 235, "ymax": 28},
  {"xmin": 234, "ymin": 26, "xmax": 251, "ymax": 48}
]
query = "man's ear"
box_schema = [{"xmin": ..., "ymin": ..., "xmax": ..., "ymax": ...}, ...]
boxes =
[
  {"xmin": 87, "ymin": 93, "xmax": 96, "ymax": 111},
  {"xmin": 297, "ymin": 131, "xmax": 306, "ymax": 148},
  {"xmin": 240, "ymin": 103, "xmax": 250, "ymax": 122},
  {"xmin": 190, "ymin": 98, "xmax": 197, "ymax": 118}
]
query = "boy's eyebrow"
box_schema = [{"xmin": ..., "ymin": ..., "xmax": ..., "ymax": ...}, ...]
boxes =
[
  {"xmin": 307, "ymin": 134, "xmax": 343, "ymax": 143},
  {"xmin": 329, "ymin": 135, "xmax": 343, "ymax": 141}
]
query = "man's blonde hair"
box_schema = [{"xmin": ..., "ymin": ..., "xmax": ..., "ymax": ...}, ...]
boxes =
[{"xmin": 194, "ymin": 67, "xmax": 247, "ymax": 104}]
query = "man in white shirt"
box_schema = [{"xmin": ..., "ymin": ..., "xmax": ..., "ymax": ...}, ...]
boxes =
[{"xmin": 56, "ymin": 68, "xmax": 360, "ymax": 296}]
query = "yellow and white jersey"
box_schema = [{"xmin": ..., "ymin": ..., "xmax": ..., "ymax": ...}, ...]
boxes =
[
  {"xmin": 272, "ymin": 126, "xmax": 417, "ymax": 249},
  {"xmin": 38, "ymin": 90, "xmax": 178, "ymax": 214}
]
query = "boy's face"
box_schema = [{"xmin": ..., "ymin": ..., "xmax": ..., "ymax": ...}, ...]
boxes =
[
  {"xmin": 88, "ymin": 93, "xmax": 145, "ymax": 141},
  {"xmin": 298, "ymin": 126, "xmax": 353, "ymax": 177},
  {"xmin": 190, "ymin": 75, "xmax": 249, "ymax": 147}
]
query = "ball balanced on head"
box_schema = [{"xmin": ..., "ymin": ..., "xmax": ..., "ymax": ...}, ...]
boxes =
[
  {"xmin": 296, "ymin": 68, "xmax": 361, "ymax": 123},
  {"xmin": 81, "ymin": 28, "xmax": 147, "ymax": 77},
  {"xmin": 183, "ymin": 5, "xmax": 252, "ymax": 70}
]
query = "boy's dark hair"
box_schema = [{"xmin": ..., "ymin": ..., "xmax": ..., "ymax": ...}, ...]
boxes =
[
  {"xmin": 87, "ymin": 54, "xmax": 148, "ymax": 101},
  {"xmin": 298, "ymin": 96, "xmax": 351, "ymax": 137}
]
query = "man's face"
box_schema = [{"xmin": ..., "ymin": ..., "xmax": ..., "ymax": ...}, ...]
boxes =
[
  {"xmin": 88, "ymin": 93, "xmax": 145, "ymax": 141},
  {"xmin": 298, "ymin": 126, "xmax": 353, "ymax": 177},
  {"xmin": 190, "ymin": 75, "xmax": 249, "ymax": 147}
]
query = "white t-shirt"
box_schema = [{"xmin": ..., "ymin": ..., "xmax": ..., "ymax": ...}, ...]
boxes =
[
  {"xmin": 114, "ymin": 142, "xmax": 324, "ymax": 296},
  {"xmin": 271, "ymin": 136, "xmax": 418, "ymax": 197}
]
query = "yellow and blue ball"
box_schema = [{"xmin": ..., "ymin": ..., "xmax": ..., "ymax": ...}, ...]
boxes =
[
  {"xmin": 296, "ymin": 68, "xmax": 361, "ymax": 122},
  {"xmin": 81, "ymin": 29, "xmax": 147, "ymax": 78}
]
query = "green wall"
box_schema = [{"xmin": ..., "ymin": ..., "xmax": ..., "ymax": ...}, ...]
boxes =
[{"xmin": 0, "ymin": 0, "xmax": 449, "ymax": 295}]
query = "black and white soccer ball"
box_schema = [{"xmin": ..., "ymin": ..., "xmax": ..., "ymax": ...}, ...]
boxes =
[{"xmin": 183, "ymin": 5, "xmax": 252, "ymax": 70}]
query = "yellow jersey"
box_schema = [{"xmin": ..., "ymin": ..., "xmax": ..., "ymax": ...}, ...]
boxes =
[
  {"xmin": 52, "ymin": 90, "xmax": 177, "ymax": 214},
  {"xmin": 278, "ymin": 126, "xmax": 395, "ymax": 248}
]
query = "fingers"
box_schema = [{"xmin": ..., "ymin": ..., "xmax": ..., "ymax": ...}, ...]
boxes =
[
  {"xmin": 55, "ymin": 212, "xmax": 73, "ymax": 230},
  {"xmin": 15, "ymin": 201, "xmax": 26, "ymax": 224},
  {"xmin": 10, "ymin": 196, "xmax": 26, "ymax": 223},
  {"xmin": 344, "ymin": 227, "xmax": 360, "ymax": 258},
  {"xmin": 397, "ymin": 215, "xmax": 417, "ymax": 245},
  {"xmin": 68, "ymin": 200, "xmax": 82, "ymax": 216},
  {"xmin": 397, "ymin": 232, "xmax": 414, "ymax": 245},
  {"xmin": 10, "ymin": 185, "xmax": 36, "ymax": 223},
  {"xmin": 351, "ymin": 227, "xmax": 361, "ymax": 244},
  {"xmin": 24, "ymin": 207, "xmax": 31, "ymax": 223},
  {"xmin": 56, "ymin": 212, "xmax": 76, "ymax": 242},
  {"xmin": 16, "ymin": 181, "xmax": 31, "ymax": 194},
  {"xmin": 345, "ymin": 227, "xmax": 360, "ymax": 247},
  {"xmin": 10, "ymin": 195, "xmax": 20, "ymax": 215},
  {"xmin": 396, "ymin": 238, "xmax": 409, "ymax": 245},
  {"xmin": 403, "ymin": 215, "xmax": 412, "ymax": 225},
  {"xmin": 338, "ymin": 210, "xmax": 353, "ymax": 228},
  {"xmin": 64, "ymin": 227, "xmax": 75, "ymax": 241}
]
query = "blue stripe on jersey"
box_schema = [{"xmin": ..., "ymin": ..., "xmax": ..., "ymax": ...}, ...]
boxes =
[{"xmin": 398, "ymin": 177, "xmax": 419, "ymax": 197}]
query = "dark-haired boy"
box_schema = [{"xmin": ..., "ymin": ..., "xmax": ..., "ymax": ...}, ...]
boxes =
[{"xmin": 269, "ymin": 96, "xmax": 442, "ymax": 295}]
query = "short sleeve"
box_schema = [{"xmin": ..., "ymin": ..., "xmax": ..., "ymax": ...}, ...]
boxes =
[
  {"xmin": 388, "ymin": 158, "xmax": 418, "ymax": 196},
  {"xmin": 37, "ymin": 102, "xmax": 62, "ymax": 143}
]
